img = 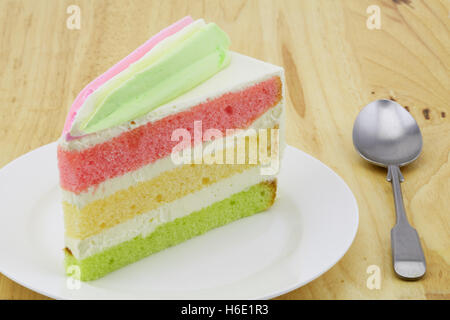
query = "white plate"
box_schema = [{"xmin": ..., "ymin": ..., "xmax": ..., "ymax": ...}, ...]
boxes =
[{"xmin": 0, "ymin": 143, "xmax": 358, "ymax": 299}]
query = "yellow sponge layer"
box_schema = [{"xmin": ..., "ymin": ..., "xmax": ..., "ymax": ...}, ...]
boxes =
[{"xmin": 63, "ymin": 162, "xmax": 254, "ymax": 239}]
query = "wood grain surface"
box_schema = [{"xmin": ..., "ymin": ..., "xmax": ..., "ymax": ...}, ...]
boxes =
[{"xmin": 0, "ymin": 0, "xmax": 448, "ymax": 300}]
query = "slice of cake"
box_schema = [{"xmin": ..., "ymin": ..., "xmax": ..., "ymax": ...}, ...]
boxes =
[{"xmin": 58, "ymin": 16, "xmax": 285, "ymax": 281}]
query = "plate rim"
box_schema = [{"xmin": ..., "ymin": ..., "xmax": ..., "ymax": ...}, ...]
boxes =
[{"xmin": 259, "ymin": 146, "xmax": 359, "ymax": 299}]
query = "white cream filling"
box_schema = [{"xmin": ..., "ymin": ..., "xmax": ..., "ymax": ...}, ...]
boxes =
[
  {"xmin": 62, "ymin": 101, "xmax": 284, "ymax": 209},
  {"xmin": 65, "ymin": 167, "xmax": 274, "ymax": 260},
  {"xmin": 59, "ymin": 52, "xmax": 284, "ymax": 151}
]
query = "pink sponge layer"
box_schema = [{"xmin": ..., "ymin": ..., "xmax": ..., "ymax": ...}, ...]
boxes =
[{"xmin": 58, "ymin": 77, "xmax": 282, "ymax": 193}]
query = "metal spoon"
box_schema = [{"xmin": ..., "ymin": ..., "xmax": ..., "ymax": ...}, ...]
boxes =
[{"xmin": 353, "ymin": 99, "xmax": 426, "ymax": 280}]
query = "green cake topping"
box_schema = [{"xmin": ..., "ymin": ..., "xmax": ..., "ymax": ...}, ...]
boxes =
[{"xmin": 81, "ymin": 22, "xmax": 231, "ymax": 134}]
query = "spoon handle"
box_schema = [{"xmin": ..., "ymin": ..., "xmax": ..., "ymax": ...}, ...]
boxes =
[{"xmin": 387, "ymin": 165, "xmax": 426, "ymax": 280}]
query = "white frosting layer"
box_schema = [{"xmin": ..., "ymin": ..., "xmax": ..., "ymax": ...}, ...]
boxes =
[
  {"xmin": 62, "ymin": 101, "xmax": 284, "ymax": 209},
  {"xmin": 65, "ymin": 167, "xmax": 274, "ymax": 260},
  {"xmin": 59, "ymin": 52, "xmax": 284, "ymax": 151}
]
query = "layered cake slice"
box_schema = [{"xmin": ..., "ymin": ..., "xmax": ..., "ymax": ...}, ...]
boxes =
[{"xmin": 58, "ymin": 16, "xmax": 285, "ymax": 281}]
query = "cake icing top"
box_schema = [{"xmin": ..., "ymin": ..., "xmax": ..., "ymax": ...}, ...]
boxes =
[{"xmin": 64, "ymin": 17, "xmax": 231, "ymax": 139}]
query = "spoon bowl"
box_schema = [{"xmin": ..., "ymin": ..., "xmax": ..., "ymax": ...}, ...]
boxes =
[{"xmin": 353, "ymin": 99, "xmax": 422, "ymax": 167}]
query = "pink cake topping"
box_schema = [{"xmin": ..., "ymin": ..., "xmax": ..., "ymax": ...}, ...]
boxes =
[{"xmin": 63, "ymin": 16, "xmax": 194, "ymax": 140}]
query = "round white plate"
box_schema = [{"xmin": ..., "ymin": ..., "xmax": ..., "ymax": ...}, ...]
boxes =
[{"xmin": 0, "ymin": 143, "xmax": 358, "ymax": 299}]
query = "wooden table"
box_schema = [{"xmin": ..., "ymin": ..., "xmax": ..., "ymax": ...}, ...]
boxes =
[{"xmin": 0, "ymin": 0, "xmax": 448, "ymax": 300}]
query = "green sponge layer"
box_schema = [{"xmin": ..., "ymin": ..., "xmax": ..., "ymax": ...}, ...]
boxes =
[{"xmin": 65, "ymin": 180, "xmax": 276, "ymax": 281}]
